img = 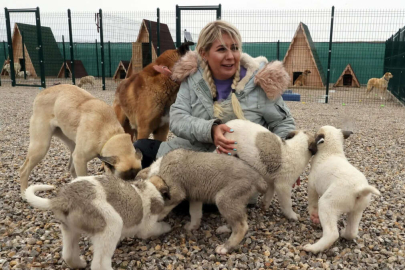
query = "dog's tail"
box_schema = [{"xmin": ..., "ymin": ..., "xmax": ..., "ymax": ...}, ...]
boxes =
[
  {"xmin": 356, "ymin": 185, "xmax": 380, "ymax": 198},
  {"xmin": 25, "ymin": 185, "xmax": 55, "ymax": 210},
  {"xmin": 255, "ymin": 176, "xmax": 268, "ymax": 194}
]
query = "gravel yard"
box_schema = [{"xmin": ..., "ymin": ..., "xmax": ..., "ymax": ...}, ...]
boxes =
[{"xmin": 0, "ymin": 85, "xmax": 404, "ymax": 270}]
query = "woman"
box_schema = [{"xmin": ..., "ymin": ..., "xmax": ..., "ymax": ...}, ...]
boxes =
[{"xmin": 135, "ymin": 20, "xmax": 295, "ymax": 168}]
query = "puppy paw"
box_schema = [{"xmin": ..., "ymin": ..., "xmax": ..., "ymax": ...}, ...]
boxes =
[
  {"xmin": 216, "ymin": 225, "xmax": 231, "ymax": 234},
  {"xmin": 66, "ymin": 257, "xmax": 87, "ymax": 269},
  {"xmin": 215, "ymin": 244, "xmax": 229, "ymax": 255},
  {"xmin": 184, "ymin": 222, "xmax": 200, "ymax": 231},
  {"xmin": 159, "ymin": 222, "xmax": 172, "ymax": 234},
  {"xmin": 310, "ymin": 213, "xmax": 320, "ymax": 224},
  {"xmin": 286, "ymin": 212, "xmax": 300, "ymax": 221},
  {"xmin": 340, "ymin": 228, "xmax": 357, "ymax": 240},
  {"xmin": 303, "ymin": 243, "xmax": 320, "ymax": 254}
]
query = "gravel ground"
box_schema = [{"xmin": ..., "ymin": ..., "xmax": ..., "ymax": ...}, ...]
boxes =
[{"xmin": 0, "ymin": 85, "xmax": 404, "ymax": 270}]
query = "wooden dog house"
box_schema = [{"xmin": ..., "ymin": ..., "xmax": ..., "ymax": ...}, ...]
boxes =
[
  {"xmin": 283, "ymin": 22, "xmax": 326, "ymax": 88},
  {"xmin": 10, "ymin": 23, "xmax": 63, "ymax": 78},
  {"xmin": 57, "ymin": 60, "xmax": 89, "ymax": 79},
  {"xmin": 333, "ymin": 64, "xmax": 360, "ymax": 88},
  {"xmin": 126, "ymin": 19, "xmax": 175, "ymax": 77},
  {"xmin": 113, "ymin": 60, "xmax": 130, "ymax": 80}
]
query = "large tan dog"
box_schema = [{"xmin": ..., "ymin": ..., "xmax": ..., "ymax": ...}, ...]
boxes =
[
  {"xmin": 113, "ymin": 42, "xmax": 193, "ymax": 141},
  {"xmin": 294, "ymin": 69, "xmax": 311, "ymax": 86},
  {"xmin": 366, "ymin": 72, "xmax": 393, "ymax": 99},
  {"xmin": 19, "ymin": 85, "xmax": 142, "ymax": 198}
]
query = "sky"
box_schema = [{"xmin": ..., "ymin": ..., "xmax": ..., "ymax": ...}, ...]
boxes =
[
  {"xmin": 1, "ymin": 0, "xmax": 404, "ymax": 43},
  {"xmin": 3, "ymin": 0, "xmax": 405, "ymax": 12}
]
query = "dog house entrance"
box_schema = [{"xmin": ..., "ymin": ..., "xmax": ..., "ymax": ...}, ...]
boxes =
[
  {"xmin": 142, "ymin": 43, "xmax": 152, "ymax": 68},
  {"xmin": 293, "ymin": 72, "xmax": 302, "ymax": 85},
  {"xmin": 343, "ymin": 74, "xmax": 352, "ymax": 86},
  {"xmin": 19, "ymin": 58, "xmax": 26, "ymax": 72},
  {"xmin": 119, "ymin": 69, "xmax": 126, "ymax": 79}
]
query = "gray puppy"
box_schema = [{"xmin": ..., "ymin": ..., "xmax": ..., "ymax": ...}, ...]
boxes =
[
  {"xmin": 25, "ymin": 175, "xmax": 171, "ymax": 270},
  {"xmin": 136, "ymin": 148, "xmax": 267, "ymax": 254}
]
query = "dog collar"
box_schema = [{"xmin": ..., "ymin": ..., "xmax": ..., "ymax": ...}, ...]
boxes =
[{"xmin": 384, "ymin": 77, "xmax": 389, "ymax": 81}]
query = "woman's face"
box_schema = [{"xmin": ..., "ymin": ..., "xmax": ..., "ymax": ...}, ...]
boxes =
[{"xmin": 201, "ymin": 33, "xmax": 241, "ymax": 80}]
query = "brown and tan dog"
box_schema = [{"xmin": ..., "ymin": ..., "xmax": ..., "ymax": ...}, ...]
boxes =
[
  {"xmin": 294, "ymin": 69, "xmax": 311, "ymax": 86},
  {"xmin": 366, "ymin": 72, "xmax": 393, "ymax": 99},
  {"xmin": 113, "ymin": 42, "xmax": 193, "ymax": 141},
  {"xmin": 19, "ymin": 84, "xmax": 142, "ymax": 198}
]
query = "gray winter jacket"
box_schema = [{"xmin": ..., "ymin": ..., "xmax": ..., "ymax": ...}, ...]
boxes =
[{"xmin": 157, "ymin": 52, "xmax": 295, "ymax": 158}]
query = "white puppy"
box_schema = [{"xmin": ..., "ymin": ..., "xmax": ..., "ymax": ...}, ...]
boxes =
[
  {"xmin": 25, "ymin": 175, "xmax": 171, "ymax": 270},
  {"xmin": 303, "ymin": 126, "xmax": 380, "ymax": 254},
  {"xmin": 223, "ymin": 119, "xmax": 317, "ymax": 220}
]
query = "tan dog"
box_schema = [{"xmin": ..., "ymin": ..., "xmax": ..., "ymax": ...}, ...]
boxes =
[
  {"xmin": 19, "ymin": 85, "xmax": 142, "ymax": 198},
  {"xmin": 294, "ymin": 69, "xmax": 311, "ymax": 86},
  {"xmin": 113, "ymin": 42, "xmax": 193, "ymax": 141},
  {"xmin": 366, "ymin": 72, "xmax": 393, "ymax": 100},
  {"xmin": 136, "ymin": 149, "xmax": 268, "ymax": 254},
  {"xmin": 77, "ymin": 75, "xmax": 95, "ymax": 88}
]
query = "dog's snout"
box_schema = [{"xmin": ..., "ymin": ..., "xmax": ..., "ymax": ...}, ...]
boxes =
[{"xmin": 119, "ymin": 168, "xmax": 141, "ymax": 181}]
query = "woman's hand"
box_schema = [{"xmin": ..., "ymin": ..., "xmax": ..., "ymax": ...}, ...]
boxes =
[{"xmin": 212, "ymin": 124, "xmax": 237, "ymax": 155}]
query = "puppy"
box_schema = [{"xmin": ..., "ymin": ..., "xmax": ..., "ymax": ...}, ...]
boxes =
[
  {"xmin": 19, "ymin": 84, "xmax": 142, "ymax": 198},
  {"xmin": 25, "ymin": 175, "xmax": 171, "ymax": 270},
  {"xmin": 366, "ymin": 72, "xmax": 393, "ymax": 100},
  {"xmin": 223, "ymin": 119, "xmax": 316, "ymax": 220},
  {"xmin": 293, "ymin": 69, "xmax": 311, "ymax": 86},
  {"xmin": 136, "ymin": 148, "xmax": 268, "ymax": 254},
  {"xmin": 303, "ymin": 126, "xmax": 380, "ymax": 254},
  {"xmin": 77, "ymin": 75, "xmax": 95, "ymax": 88},
  {"xmin": 113, "ymin": 42, "xmax": 193, "ymax": 141}
]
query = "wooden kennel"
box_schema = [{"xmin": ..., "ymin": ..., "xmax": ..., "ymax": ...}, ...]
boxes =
[
  {"xmin": 126, "ymin": 19, "xmax": 175, "ymax": 77},
  {"xmin": 10, "ymin": 23, "xmax": 63, "ymax": 78},
  {"xmin": 57, "ymin": 60, "xmax": 89, "ymax": 79},
  {"xmin": 113, "ymin": 60, "xmax": 130, "ymax": 81},
  {"xmin": 333, "ymin": 64, "xmax": 360, "ymax": 88},
  {"xmin": 283, "ymin": 22, "xmax": 326, "ymax": 88}
]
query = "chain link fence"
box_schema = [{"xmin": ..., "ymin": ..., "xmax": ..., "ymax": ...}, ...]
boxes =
[{"xmin": 0, "ymin": 7, "xmax": 404, "ymax": 106}]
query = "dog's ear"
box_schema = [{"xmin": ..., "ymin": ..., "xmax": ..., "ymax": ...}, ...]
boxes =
[
  {"xmin": 285, "ymin": 131, "xmax": 297, "ymax": 140},
  {"xmin": 308, "ymin": 141, "xmax": 318, "ymax": 155},
  {"xmin": 98, "ymin": 155, "xmax": 118, "ymax": 166},
  {"xmin": 341, "ymin": 130, "xmax": 353, "ymax": 139},
  {"xmin": 315, "ymin": 134, "xmax": 325, "ymax": 145},
  {"xmin": 135, "ymin": 167, "xmax": 151, "ymax": 181},
  {"xmin": 178, "ymin": 42, "xmax": 194, "ymax": 56},
  {"xmin": 135, "ymin": 148, "xmax": 143, "ymax": 161},
  {"xmin": 149, "ymin": 175, "xmax": 171, "ymax": 200}
]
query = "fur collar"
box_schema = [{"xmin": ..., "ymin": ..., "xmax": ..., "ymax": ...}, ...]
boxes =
[{"xmin": 171, "ymin": 51, "xmax": 290, "ymax": 100}]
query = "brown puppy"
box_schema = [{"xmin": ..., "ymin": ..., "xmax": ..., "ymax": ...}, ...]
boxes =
[
  {"xmin": 294, "ymin": 69, "xmax": 311, "ymax": 86},
  {"xmin": 366, "ymin": 72, "xmax": 393, "ymax": 100},
  {"xmin": 19, "ymin": 85, "xmax": 142, "ymax": 198},
  {"xmin": 113, "ymin": 42, "xmax": 193, "ymax": 141}
]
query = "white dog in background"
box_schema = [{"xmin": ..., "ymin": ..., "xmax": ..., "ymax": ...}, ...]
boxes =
[
  {"xmin": 303, "ymin": 126, "xmax": 380, "ymax": 254},
  {"xmin": 25, "ymin": 175, "xmax": 171, "ymax": 270}
]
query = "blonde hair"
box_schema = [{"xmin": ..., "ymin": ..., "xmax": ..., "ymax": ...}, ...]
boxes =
[{"xmin": 196, "ymin": 21, "xmax": 245, "ymax": 120}]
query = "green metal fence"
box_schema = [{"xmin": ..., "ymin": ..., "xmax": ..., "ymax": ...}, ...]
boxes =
[
  {"xmin": 384, "ymin": 25, "xmax": 405, "ymax": 104},
  {"xmin": 0, "ymin": 7, "xmax": 404, "ymax": 106}
]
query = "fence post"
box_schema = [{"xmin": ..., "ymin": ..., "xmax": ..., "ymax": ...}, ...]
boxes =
[
  {"xmin": 95, "ymin": 39, "xmax": 99, "ymax": 77},
  {"xmin": 157, "ymin": 8, "xmax": 160, "ymax": 56},
  {"xmin": 35, "ymin": 7, "xmax": 46, "ymax": 88},
  {"xmin": 99, "ymin": 9, "xmax": 106, "ymax": 90},
  {"xmin": 62, "ymin": 35, "xmax": 68, "ymax": 78},
  {"xmin": 176, "ymin": 5, "xmax": 181, "ymax": 48},
  {"xmin": 5, "ymin": 8, "xmax": 16, "ymax": 87},
  {"xmin": 277, "ymin": 40, "xmax": 280, "ymax": 60},
  {"xmin": 149, "ymin": 20, "xmax": 152, "ymax": 64},
  {"xmin": 325, "ymin": 6, "xmax": 335, "ymax": 104},
  {"xmin": 68, "ymin": 9, "xmax": 75, "ymax": 85},
  {"xmin": 217, "ymin": 4, "xmax": 221, "ymax": 19},
  {"xmin": 21, "ymin": 31, "xmax": 26, "ymax": 79},
  {"xmin": 108, "ymin": 41, "xmax": 112, "ymax": 77}
]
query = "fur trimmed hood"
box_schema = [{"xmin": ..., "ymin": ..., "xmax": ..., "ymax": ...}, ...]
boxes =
[{"xmin": 171, "ymin": 51, "xmax": 290, "ymax": 100}]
